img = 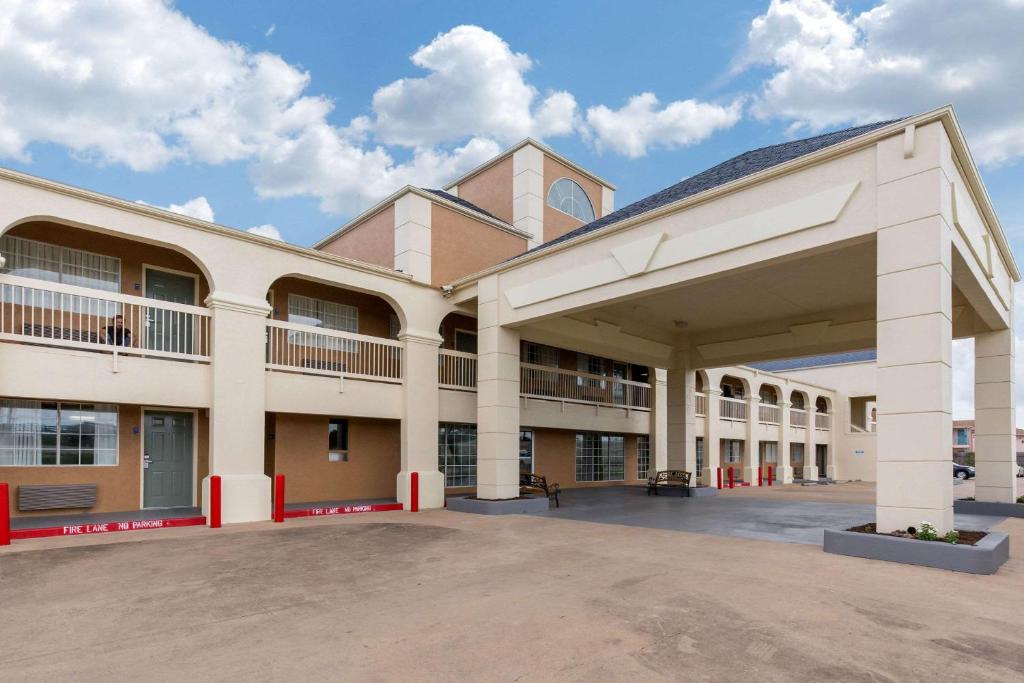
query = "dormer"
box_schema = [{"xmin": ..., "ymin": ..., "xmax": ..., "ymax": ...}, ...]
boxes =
[{"xmin": 444, "ymin": 139, "xmax": 615, "ymax": 249}]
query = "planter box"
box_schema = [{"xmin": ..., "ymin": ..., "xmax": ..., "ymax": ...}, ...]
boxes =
[
  {"xmin": 446, "ymin": 495, "xmax": 550, "ymax": 515},
  {"xmin": 823, "ymin": 528, "xmax": 1009, "ymax": 574},
  {"xmin": 954, "ymin": 499, "xmax": 1024, "ymax": 518}
]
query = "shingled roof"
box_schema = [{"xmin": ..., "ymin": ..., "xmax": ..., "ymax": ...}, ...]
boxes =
[
  {"xmin": 530, "ymin": 119, "xmax": 904, "ymax": 255},
  {"xmin": 423, "ymin": 188, "xmax": 506, "ymax": 224},
  {"xmin": 749, "ymin": 350, "xmax": 878, "ymax": 372}
]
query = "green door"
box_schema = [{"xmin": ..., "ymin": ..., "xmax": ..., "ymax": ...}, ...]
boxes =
[
  {"xmin": 144, "ymin": 268, "xmax": 196, "ymax": 354},
  {"xmin": 144, "ymin": 411, "xmax": 194, "ymax": 508}
]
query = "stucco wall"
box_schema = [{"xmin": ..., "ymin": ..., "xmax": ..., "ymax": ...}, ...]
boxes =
[
  {"xmin": 532, "ymin": 428, "xmax": 643, "ymax": 489},
  {"xmin": 543, "ymin": 155, "xmax": 604, "ymax": 243},
  {"xmin": 4, "ymin": 404, "xmax": 209, "ymax": 517},
  {"xmin": 269, "ymin": 413, "xmax": 400, "ymax": 503},
  {"xmin": 430, "ymin": 204, "xmax": 526, "ymax": 286},
  {"xmin": 455, "ymin": 155, "xmax": 514, "ymax": 224},
  {"xmin": 317, "ymin": 204, "xmax": 396, "ymax": 270}
]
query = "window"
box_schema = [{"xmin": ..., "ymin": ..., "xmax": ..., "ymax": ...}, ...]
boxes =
[
  {"xmin": 575, "ymin": 432, "xmax": 624, "ymax": 482},
  {"xmin": 547, "ymin": 178, "xmax": 595, "ymax": 223},
  {"xmin": 438, "ymin": 423, "xmax": 476, "ymax": 487},
  {"xmin": 0, "ymin": 399, "xmax": 117, "ymax": 466},
  {"xmin": 722, "ymin": 440, "xmax": 743, "ymax": 464},
  {"xmin": 696, "ymin": 437, "xmax": 704, "ymax": 473},
  {"xmin": 0, "ymin": 235, "xmax": 121, "ymax": 293},
  {"xmin": 454, "ymin": 330, "xmax": 478, "ymax": 354},
  {"xmin": 328, "ymin": 418, "xmax": 348, "ymax": 452},
  {"xmin": 955, "ymin": 428, "xmax": 970, "ymax": 446},
  {"xmin": 636, "ymin": 434, "xmax": 650, "ymax": 480},
  {"xmin": 759, "ymin": 386, "xmax": 778, "ymax": 405},
  {"xmin": 790, "ymin": 443, "xmax": 804, "ymax": 464},
  {"xmin": 522, "ymin": 342, "xmax": 559, "ymax": 367},
  {"xmin": 288, "ymin": 293, "xmax": 358, "ymax": 351},
  {"xmin": 760, "ymin": 441, "xmax": 778, "ymax": 464},
  {"xmin": 519, "ymin": 430, "xmax": 534, "ymax": 474}
]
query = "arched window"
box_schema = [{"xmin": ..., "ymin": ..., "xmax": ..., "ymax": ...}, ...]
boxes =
[{"xmin": 547, "ymin": 178, "xmax": 595, "ymax": 223}]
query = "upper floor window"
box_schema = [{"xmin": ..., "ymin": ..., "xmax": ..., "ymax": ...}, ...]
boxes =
[
  {"xmin": 547, "ymin": 178, "xmax": 595, "ymax": 223},
  {"xmin": 0, "ymin": 235, "xmax": 120, "ymax": 293},
  {"xmin": 287, "ymin": 293, "xmax": 358, "ymax": 333}
]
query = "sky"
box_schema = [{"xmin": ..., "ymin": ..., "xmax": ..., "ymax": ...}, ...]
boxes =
[{"xmin": 2, "ymin": 0, "xmax": 1024, "ymax": 422}]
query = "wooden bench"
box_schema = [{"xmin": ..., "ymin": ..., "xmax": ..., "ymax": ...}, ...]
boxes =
[
  {"xmin": 520, "ymin": 473, "xmax": 561, "ymax": 508},
  {"xmin": 18, "ymin": 484, "xmax": 97, "ymax": 511},
  {"xmin": 647, "ymin": 470, "xmax": 691, "ymax": 496}
]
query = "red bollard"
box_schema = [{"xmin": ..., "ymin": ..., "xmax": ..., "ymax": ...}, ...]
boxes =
[
  {"xmin": 768, "ymin": 466, "xmax": 774, "ymax": 486},
  {"xmin": 758, "ymin": 465, "xmax": 763, "ymax": 487},
  {"xmin": 0, "ymin": 483, "xmax": 10, "ymax": 546},
  {"xmin": 410, "ymin": 471, "xmax": 420, "ymax": 512},
  {"xmin": 716, "ymin": 467, "xmax": 723, "ymax": 490},
  {"xmin": 728, "ymin": 466, "xmax": 735, "ymax": 489},
  {"xmin": 209, "ymin": 475, "xmax": 222, "ymax": 529},
  {"xmin": 274, "ymin": 474, "xmax": 285, "ymax": 523}
]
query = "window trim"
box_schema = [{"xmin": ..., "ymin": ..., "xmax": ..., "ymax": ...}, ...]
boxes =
[
  {"xmin": 575, "ymin": 431, "xmax": 625, "ymax": 483},
  {"xmin": 0, "ymin": 400, "xmax": 120, "ymax": 467},
  {"xmin": 0, "ymin": 234, "xmax": 122, "ymax": 293},
  {"xmin": 546, "ymin": 177, "xmax": 596, "ymax": 223}
]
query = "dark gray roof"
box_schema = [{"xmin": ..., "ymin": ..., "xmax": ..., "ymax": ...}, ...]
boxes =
[
  {"xmin": 530, "ymin": 119, "xmax": 904, "ymax": 255},
  {"xmin": 749, "ymin": 350, "xmax": 877, "ymax": 372},
  {"xmin": 423, "ymin": 188, "xmax": 506, "ymax": 224}
]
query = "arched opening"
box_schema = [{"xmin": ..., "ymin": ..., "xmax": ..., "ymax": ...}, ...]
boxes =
[
  {"xmin": 720, "ymin": 375, "xmax": 747, "ymax": 399},
  {"xmin": 758, "ymin": 384, "xmax": 780, "ymax": 405},
  {"xmin": 789, "ymin": 390, "xmax": 807, "ymax": 410},
  {"xmin": 438, "ymin": 311, "xmax": 478, "ymax": 389},
  {"xmin": 815, "ymin": 396, "xmax": 830, "ymax": 413},
  {"xmin": 1, "ymin": 219, "xmax": 213, "ymax": 358}
]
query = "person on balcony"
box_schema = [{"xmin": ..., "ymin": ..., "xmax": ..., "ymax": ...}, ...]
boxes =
[{"xmin": 106, "ymin": 314, "xmax": 132, "ymax": 347}]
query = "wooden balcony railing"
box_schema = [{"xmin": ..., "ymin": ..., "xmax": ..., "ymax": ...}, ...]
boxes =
[
  {"xmin": 694, "ymin": 392, "xmax": 707, "ymax": 416},
  {"xmin": 438, "ymin": 349, "xmax": 477, "ymax": 390},
  {"xmin": 265, "ymin": 319, "xmax": 402, "ymax": 382},
  {"xmin": 815, "ymin": 412, "xmax": 832, "ymax": 430},
  {"xmin": 520, "ymin": 363, "xmax": 650, "ymax": 409},
  {"xmin": 719, "ymin": 396, "xmax": 747, "ymax": 421},
  {"xmin": 758, "ymin": 403, "xmax": 781, "ymax": 425}
]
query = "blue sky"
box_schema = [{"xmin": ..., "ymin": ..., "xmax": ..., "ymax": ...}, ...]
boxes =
[{"xmin": 2, "ymin": 0, "xmax": 1024, "ymax": 419}]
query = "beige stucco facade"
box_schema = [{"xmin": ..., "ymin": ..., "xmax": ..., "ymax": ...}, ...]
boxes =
[{"xmin": 0, "ymin": 107, "xmax": 1016, "ymax": 537}]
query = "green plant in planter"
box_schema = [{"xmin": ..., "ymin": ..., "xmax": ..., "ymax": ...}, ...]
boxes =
[
  {"xmin": 943, "ymin": 530, "xmax": 960, "ymax": 545},
  {"xmin": 915, "ymin": 522, "xmax": 939, "ymax": 541}
]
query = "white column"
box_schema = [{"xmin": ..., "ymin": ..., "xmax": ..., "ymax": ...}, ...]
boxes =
[
  {"xmin": 476, "ymin": 276, "xmax": 520, "ymax": 500},
  {"xmin": 203, "ymin": 294, "xmax": 272, "ymax": 524},
  {"xmin": 397, "ymin": 332, "xmax": 445, "ymax": 509},
  {"xmin": 744, "ymin": 396, "xmax": 761, "ymax": 485},
  {"xmin": 703, "ymin": 389, "xmax": 721, "ymax": 484},
  {"xmin": 974, "ymin": 326, "xmax": 1018, "ymax": 503},
  {"xmin": 825, "ymin": 412, "xmax": 838, "ymax": 480},
  {"xmin": 650, "ymin": 368, "xmax": 668, "ymax": 472},
  {"xmin": 666, "ymin": 365, "xmax": 696, "ymax": 479},
  {"xmin": 803, "ymin": 399, "xmax": 818, "ymax": 481},
  {"xmin": 512, "ymin": 145, "xmax": 545, "ymax": 248},
  {"xmin": 876, "ymin": 216, "xmax": 953, "ymax": 533},
  {"xmin": 778, "ymin": 402, "xmax": 793, "ymax": 484},
  {"xmin": 394, "ymin": 192, "xmax": 432, "ymax": 284}
]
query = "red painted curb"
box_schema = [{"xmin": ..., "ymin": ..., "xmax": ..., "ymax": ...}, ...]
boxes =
[
  {"xmin": 282, "ymin": 503, "xmax": 403, "ymax": 519},
  {"xmin": 10, "ymin": 516, "xmax": 207, "ymax": 540}
]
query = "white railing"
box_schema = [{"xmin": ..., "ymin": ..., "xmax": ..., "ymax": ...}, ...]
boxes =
[
  {"xmin": 439, "ymin": 349, "xmax": 477, "ymax": 390},
  {"xmin": 758, "ymin": 403, "xmax": 781, "ymax": 424},
  {"xmin": 815, "ymin": 412, "xmax": 831, "ymax": 430},
  {"xmin": 719, "ymin": 396, "xmax": 747, "ymax": 421},
  {"xmin": 520, "ymin": 363, "xmax": 650, "ymax": 409},
  {"xmin": 695, "ymin": 392, "xmax": 707, "ymax": 416},
  {"xmin": 790, "ymin": 408, "xmax": 808, "ymax": 427},
  {"xmin": 0, "ymin": 273, "xmax": 210, "ymax": 361},
  {"xmin": 265, "ymin": 319, "xmax": 402, "ymax": 382}
]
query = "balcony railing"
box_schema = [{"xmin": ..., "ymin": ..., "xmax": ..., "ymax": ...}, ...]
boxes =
[
  {"xmin": 758, "ymin": 403, "xmax": 781, "ymax": 425},
  {"xmin": 790, "ymin": 407, "xmax": 808, "ymax": 427},
  {"xmin": 265, "ymin": 319, "xmax": 402, "ymax": 382},
  {"xmin": 438, "ymin": 349, "xmax": 477, "ymax": 390},
  {"xmin": 0, "ymin": 274, "xmax": 211, "ymax": 361},
  {"xmin": 520, "ymin": 363, "xmax": 650, "ymax": 409},
  {"xmin": 815, "ymin": 412, "xmax": 831, "ymax": 430},
  {"xmin": 719, "ymin": 396, "xmax": 746, "ymax": 421},
  {"xmin": 694, "ymin": 392, "xmax": 707, "ymax": 416}
]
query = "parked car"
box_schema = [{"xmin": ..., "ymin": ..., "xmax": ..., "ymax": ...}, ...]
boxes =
[{"xmin": 953, "ymin": 463, "xmax": 975, "ymax": 480}]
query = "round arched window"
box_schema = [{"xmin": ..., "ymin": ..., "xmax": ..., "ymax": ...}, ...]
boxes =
[{"xmin": 547, "ymin": 178, "xmax": 595, "ymax": 223}]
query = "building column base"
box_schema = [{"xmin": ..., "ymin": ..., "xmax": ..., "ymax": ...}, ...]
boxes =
[
  {"xmin": 202, "ymin": 474, "xmax": 271, "ymax": 524},
  {"xmin": 776, "ymin": 466, "xmax": 794, "ymax": 484},
  {"xmin": 743, "ymin": 466, "xmax": 761, "ymax": 486},
  {"xmin": 877, "ymin": 505, "xmax": 953, "ymax": 535},
  {"xmin": 396, "ymin": 470, "xmax": 445, "ymax": 510},
  {"xmin": 801, "ymin": 465, "xmax": 819, "ymax": 481}
]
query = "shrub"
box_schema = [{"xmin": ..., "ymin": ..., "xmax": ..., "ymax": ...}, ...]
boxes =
[
  {"xmin": 943, "ymin": 530, "xmax": 960, "ymax": 545},
  {"xmin": 964, "ymin": 452, "xmax": 975, "ymax": 466},
  {"xmin": 915, "ymin": 522, "xmax": 939, "ymax": 541},
  {"xmin": 1017, "ymin": 495, "xmax": 1024, "ymax": 504}
]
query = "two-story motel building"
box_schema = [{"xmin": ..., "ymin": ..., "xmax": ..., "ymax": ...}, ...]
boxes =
[{"xmin": 0, "ymin": 106, "xmax": 1017, "ymax": 535}]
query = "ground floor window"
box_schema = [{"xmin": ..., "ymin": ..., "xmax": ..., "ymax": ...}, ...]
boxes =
[
  {"xmin": 696, "ymin": 437, "xmax": 704, "ymax": 473},
  {"xmin": 636, "ymin": 434, "xmax": 650, "ymax": 479},
  {"xmin": 0, "ymin": 399, "xmax": 118, "ymax": 466},
  {"xmin": 438, "ymin": 423, "xmax": 476, "ymax": 487},
  {"xmin": 790, "ymin": 443, "xmax": 804, "ymax": 463},
  {"xmin": 328, "ymin": 418, "xmax": 349, "ymax": 452},
  {"xmin": 816, "ymin": 444, "xmax": 828, "ymax": 475},
  {"xmin": 722, "ymin": 439, "xmax": 743, "ymax": 464},
  {"xmin": 760, "ymin": 441, "xmax": 778, "ymax": 464},
  {"xmin": 519, "ymin": 430, "xmax": 534, "ymax": 473},
  {"xmin": 575, "ymin": 432, "xmax": 624, "ymax": 482}
]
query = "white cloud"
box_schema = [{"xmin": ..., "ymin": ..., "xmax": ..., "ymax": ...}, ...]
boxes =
[
  {"xmin": 265, "ymin": 24, "xmax": 276, "ymax": 37},
  {"xmin": 584, "ymin": 93, "xmax": 742, "ymax": 158},
  {"xmin": 164, "ymin": 196, "xmax": 215, "ymax": 222},
  {"xmin": 246, "ymin": 224, "xmax": 282, "ymax": 240},
  {"xmin": 368, "ymin": 25, "xmax": 579, "ymax": 147},
  {"xmin": 739, "ymin": 0, "xmax": 1024, "ymax": 165}
]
